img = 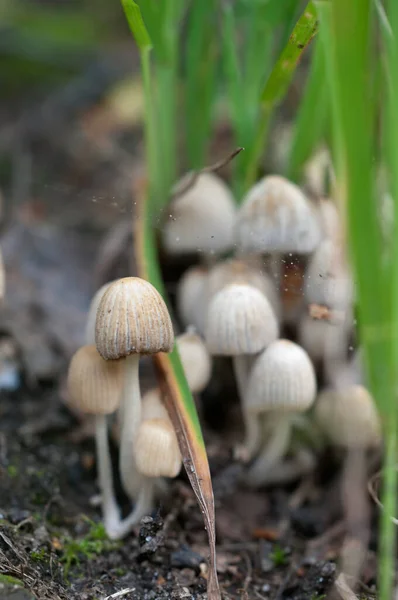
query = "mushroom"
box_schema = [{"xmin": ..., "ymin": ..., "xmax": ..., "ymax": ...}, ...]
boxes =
[
  {"xmin": 110, "ymin": 388, "xmax": 182, "ymax": 539},
  {"xmin": 315, "ymin": 385, "xmax": 381, "ymax": 540},
  {"xmin": 303, "ymin": 147, "xmax": 334, "ymax": 198},
  {"xmin": 245, "ymin": 339, "xmax": 317, "ymax": 486},
  {"xmin": 205, "ymin": 283, "xmax": 279, "ymax": 457},
  {"xmin": 177, "ymin": 330, "xmax": 212, "ymax": 394},
  {"xmin": 305, "ymin": 239, "xmax": 353, "ymax": 312},
  {"xmin": 235, "ymin": 175, "xmax": 321, "ymax": 284},
  {"xmin": 317, "ymin": 198, "xmax": 342, "ymax": 243},
  {"xmin": 67, "ymin": 345, "xmax": 124, "ymax": 536},
  {"xmin": 176, "ymin": 265, "xmax": 209, "ymax": 335},
  {"xmin": 95, "ymin": 277, "xmax": 174, "ymax": 502},
  {"xmin": 162, "ymin": 172, "xmax": 236, "ymax": 258},
  {"xmin": 207, "ymin": 257, "xmax": 280, "ymax": 319}
]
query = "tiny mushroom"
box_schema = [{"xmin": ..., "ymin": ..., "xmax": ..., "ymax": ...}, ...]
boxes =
[
  {"xmin": 176, "ymin": 265, "xmax": 209, "ymax": 335},
  {"xmin": 177, "ymin": 329, "xmax": 212, "ymax": 394},
  {"xmin": 85, "ymin": 281, "xmax": 115, "ymax": 345},
  {"xmin": 245, "ymin": 339, "xmax": 317, "ymax": 486},
  {"xmin": 235, "ymin": 175, "xmax": 321, "ymax": 285},
  {"xmin": 67, "ymin": 345, "xmax": 124, "ymax": 536},
  {"xmin": 205, "ymin": 283, "xmax": 279, "ymax": 457},
  {"xmin": 162, "ymin": 172, "xmax": 236, "ymax": 258},
  {"xmin": 95, "ymin": 277, "xmax": 174, "ymax": 503}
]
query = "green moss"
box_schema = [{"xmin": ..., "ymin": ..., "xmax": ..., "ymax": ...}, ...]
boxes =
[
  {"xmin": 60, "ymin": 519, "xmax": 121, "ymax": 578},
  {"xmin": 30, "ymin": 548, "xmax": 48, "ymax": 562},
  {"xmin": 269, "ymin": 545, "xmax": 289, "ymax": 567},
  {"xmin": 0, "ymin": 574, "xmax": 23, "ymax": 586},
  {"xmin": 7, "ymin": 465, "xmax": 18, "ymax": 478}
]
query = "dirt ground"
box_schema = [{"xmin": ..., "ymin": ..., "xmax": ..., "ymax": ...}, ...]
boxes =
[{"xmin": 0, "ymin": 50, "xmax": 381, "ymax": 600}]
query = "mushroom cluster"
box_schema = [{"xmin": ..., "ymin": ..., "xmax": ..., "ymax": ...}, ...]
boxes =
[
  {"xmin": 165, "ymin": 171, "xmax": 380, "ymax": 486},
  {"xmin": 67, "ymin": 277, "xmax": 212, "ymax": 539}
]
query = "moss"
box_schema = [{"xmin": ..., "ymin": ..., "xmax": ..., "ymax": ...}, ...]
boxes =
[
  {"xmin": 0, "ymin": 574, "xmax": 23, "ymax": 586},
  {"xmin": 7, "ymin": 465, "xmax": 18, "ymax": 478},
  {"xmin": 30, "ymin": 548, "xmax": 48, "ymax": 563},
  {"xmin": 269, "ymin": 545, "xmax": 289, "ymax": 567},
  {"xmin": 60, "ymin": 519, "xmax": 121, "ymax": 578}
]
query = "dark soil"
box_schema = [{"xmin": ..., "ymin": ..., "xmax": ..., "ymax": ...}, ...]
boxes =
[{"xmin": 0, "ymin": 50, "xmax": 380, "ymax": 600}]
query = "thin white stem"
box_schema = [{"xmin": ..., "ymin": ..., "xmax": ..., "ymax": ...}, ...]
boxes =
[
  {"xmin": 270, "ymin": 251, "xmax": 283, "ymax": 290},
  {"xmin": 119, "ymin": 354, "xmax": 142, "ymax": 500},
  {"xmin": 233, "ymin": 355, "xmax": 262, "ymax": 458},
  {"xmin": 249, "ymin": 448, "xmax": 316, "ymax": 487},
  {"xmin": 108, "ymin": 477, "xmax": 155, "ymax": 540},
  {"xmin": 246, "ymin": 415, "xmax": 292, "ymax": 487},
  {"xmin": 95, "ymin": 414, "xmax": 121, "ymax": 537}
]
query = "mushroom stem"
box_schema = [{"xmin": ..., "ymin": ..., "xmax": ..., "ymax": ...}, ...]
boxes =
[
  {"xmin": 119, "ymin": 354, "xmax": 142, "ymax": 500},
  {"xmin": 270, "ymin": 252, "xmax": 283, "ymax": 289},
  {"xmin": 247, "ymin": 448, "xmax": 315, "ymax": 487},
  {"xmin": 233, "ymin": 355, "xmax": 262, "ymax": 458},
  {"xmin": 108, "ymin": 477, "xmax": 155, "ymax": 540},
  {"xmin": 246, "ymin": 414, "xmax": 292, "ymax": 486},
  {"xmin": 95, "ymin": 414, "xmax": 121, "ymax": 537}
]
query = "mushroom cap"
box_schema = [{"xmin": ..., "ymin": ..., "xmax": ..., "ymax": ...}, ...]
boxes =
[
  {"xmin": 141, "ymin": 388, "xmax": 170, "ymax": 421},
  {"xmin": 304, "ymin": 147, "xmax": 334, "ymax": 198},
  {"xmin": 95, "ymin": 277, "xmax": 174, "ymax": 360},
  {"xmin": 298, "ymin": 314, "xmax": 332, "ymax": 363},
  {"xmin": 67, "ymin": 345, "xmax": 123, "ymax": 414},
  {"xmin": 205, "ymin": 283, "xmax": 279, "ymax": 356},
  {"xmin": 235, "ymin": 175, "xmax": 321, "ymax": 254},
  {"xmin": 85, "ymin": 281, "xmax": 114, "ymax": 345},
  {"xmin": 305, "ymin": 239, "xmax": 354, "ymax": 309},
  {"xmin": 246, "ymin": 339, "xmax": 317, "ymax": 414},
  {"xmin": 162, "ymin": 172, "xmax": 236, "ymax": 254},
  {"xmin": 177, "ymin": 330, "xmax": 212, "ymax": 393},
  {"xmin": 315, "ymin": 385, "xmax": 381, "ymax": 448},
  {"xmin": 176, "ymin": 265, "xmax": 209, "ymax": 335},
  {"xmin": 207, "ymin": 257, "xmax": 280, "ymax": 318},
  {"xmin": 134, "ymin": 418, "xmax": 182, "ymax": 478}
]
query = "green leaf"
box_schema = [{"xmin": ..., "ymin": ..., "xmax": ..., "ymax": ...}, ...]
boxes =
[
  {"xmin": 242, "ymin": 0, "xmax": 319, "ymax": 192},
  {"xmin": 121, "ymin": 0, "xmax": 152, "ymax": 51}
]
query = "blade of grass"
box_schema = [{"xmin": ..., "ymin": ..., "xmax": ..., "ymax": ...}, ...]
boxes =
[
  {"xmin": 287, "ymin": 37, "xmax": 328, "ymax": 182},
  {"xmin": 185, "ymin": 0, "xmax": 217, "ymax": 169},
  {"xmin": 324, "ymin": 1, "xmax": 398, "ymax": 598},
  {"xmin": 134, "ymin": 189, "xmax": 220, "ymax": 600},
  {"xmin": 242, "ymin": 0, "xmax": 319, "ymax": 192}
]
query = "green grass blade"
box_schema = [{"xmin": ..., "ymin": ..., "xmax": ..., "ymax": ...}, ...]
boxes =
[
  {"xmin": 121, "ymin": 0, "xmax": 152, "ymax": 51},
  {"xmin": 324, "ymin": 1, "xmax": 398, "ymax": 597},
  {"xmin": 221, "ymin": 4, "xmax": 244, "ymax": 142},
  {"xmin": 185, "ymin": 0, "xmax": 218, "ymax": 169},
  {"xmin": 242, "ymin": 0, "xmax": 319, "ymax": 192},
  {"xmin": 287, "ymin": 37, "xmax": 328, "ymax": 182}
]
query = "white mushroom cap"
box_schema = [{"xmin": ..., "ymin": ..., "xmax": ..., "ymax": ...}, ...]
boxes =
[
  {"xmin": 235, "ymin": 175, "xmax": 321, "ymax": 254},
  {"xmin": 176, "ymin": 265, "xmax": 209, "ymax": 335},
  {"xmin": 315, "ymin": 385, "xmax": 381, "ymax": 448},
  {"xmin": 305, "ymin": 239, "xmax": 354, "ymax": 310},
  {"xmin": 85, "ymin": 281, "xmax": 115, "ymax": 345},
  {"xmin": 205, "ymin": 283, "xmax": 279, "ymax": 356},
  {"xmin": 162, "ymin": 172, "xmax": 236, "ymax": 255},
  {"xmin": 134, "ymin": 418, "xmax": 182, "ymax": 478},
  {"xmin": 207, "ymin": 257, "xmax": 280, "ymax": 318},
  {"xmin": 246, "ymin": 339, "xmax": 317, "ymax": 414},
  {"xmin": 177, "ymin": 330, "xmax": 212, "ymax": 394},
  {"xmin": 298, "ymin": 314, "xmax": 332, "ymax": 363},
  {"xmin": 141, "ymin": 388, "xmax": 169, "ymax": 421}
]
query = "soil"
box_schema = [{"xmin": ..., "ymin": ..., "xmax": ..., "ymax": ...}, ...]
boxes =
[{"xmin": 0, "ymin": 49, "xmax": 381, "ymax": 600}]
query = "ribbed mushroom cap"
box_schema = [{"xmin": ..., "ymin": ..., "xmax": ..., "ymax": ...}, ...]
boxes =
[
  {"xmin": 315, "ymin": 385, "xmax": 381, "ymax": 448},
  {"xmin": 176, "ymin": 265, "xmax": 209, "ymax": 334},
  {"xmin": 162, "ymin": 172, "xmax": 236, "ymax": 254},
  {"xmin": 305, "ymin": 239, "xmax": 353, "ymax": 309},
  {"xmin": 85, "ymin": 281, "xmax": 114, "ymax": 345},
  {"xmin": 235, "ymin": 175, "xmax": 321, "ymax": 254},
  {"xmin": 177, "ymin": 330, "xmax": 212, "ymax": 393},
  {"xmin": 67, "ymin": 345, "xmax": 123, "ymax": 414},
  {"xmin": 246, "ymin": 339, "xmax": 316, "ymax": 414},
  {"xmin": 95, "ymin": 277, "xmax": 174, "ymax": 360},
  {"xmin": 205, "ymin": 283, "xmax": 278, "ymax": 356},
  {"xmin": 134, "ymin": 418, "xmax": 182, "ymax": 478},
  {"xmin": 0, "ymin": 247, "xmax": 5, "ymax": 301},
  {"xmin": 207, "ymin": 257, "xmax": 280, "ymax": 318}
]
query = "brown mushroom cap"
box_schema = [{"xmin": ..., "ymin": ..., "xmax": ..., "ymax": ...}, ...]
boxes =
[
  {"xmin": 95, "ymin": 277, "xmax": 174, "ymax": 360},
  {"xmin": 67, "ymin": 345, "xmax": 123, "ymax": 414}
]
